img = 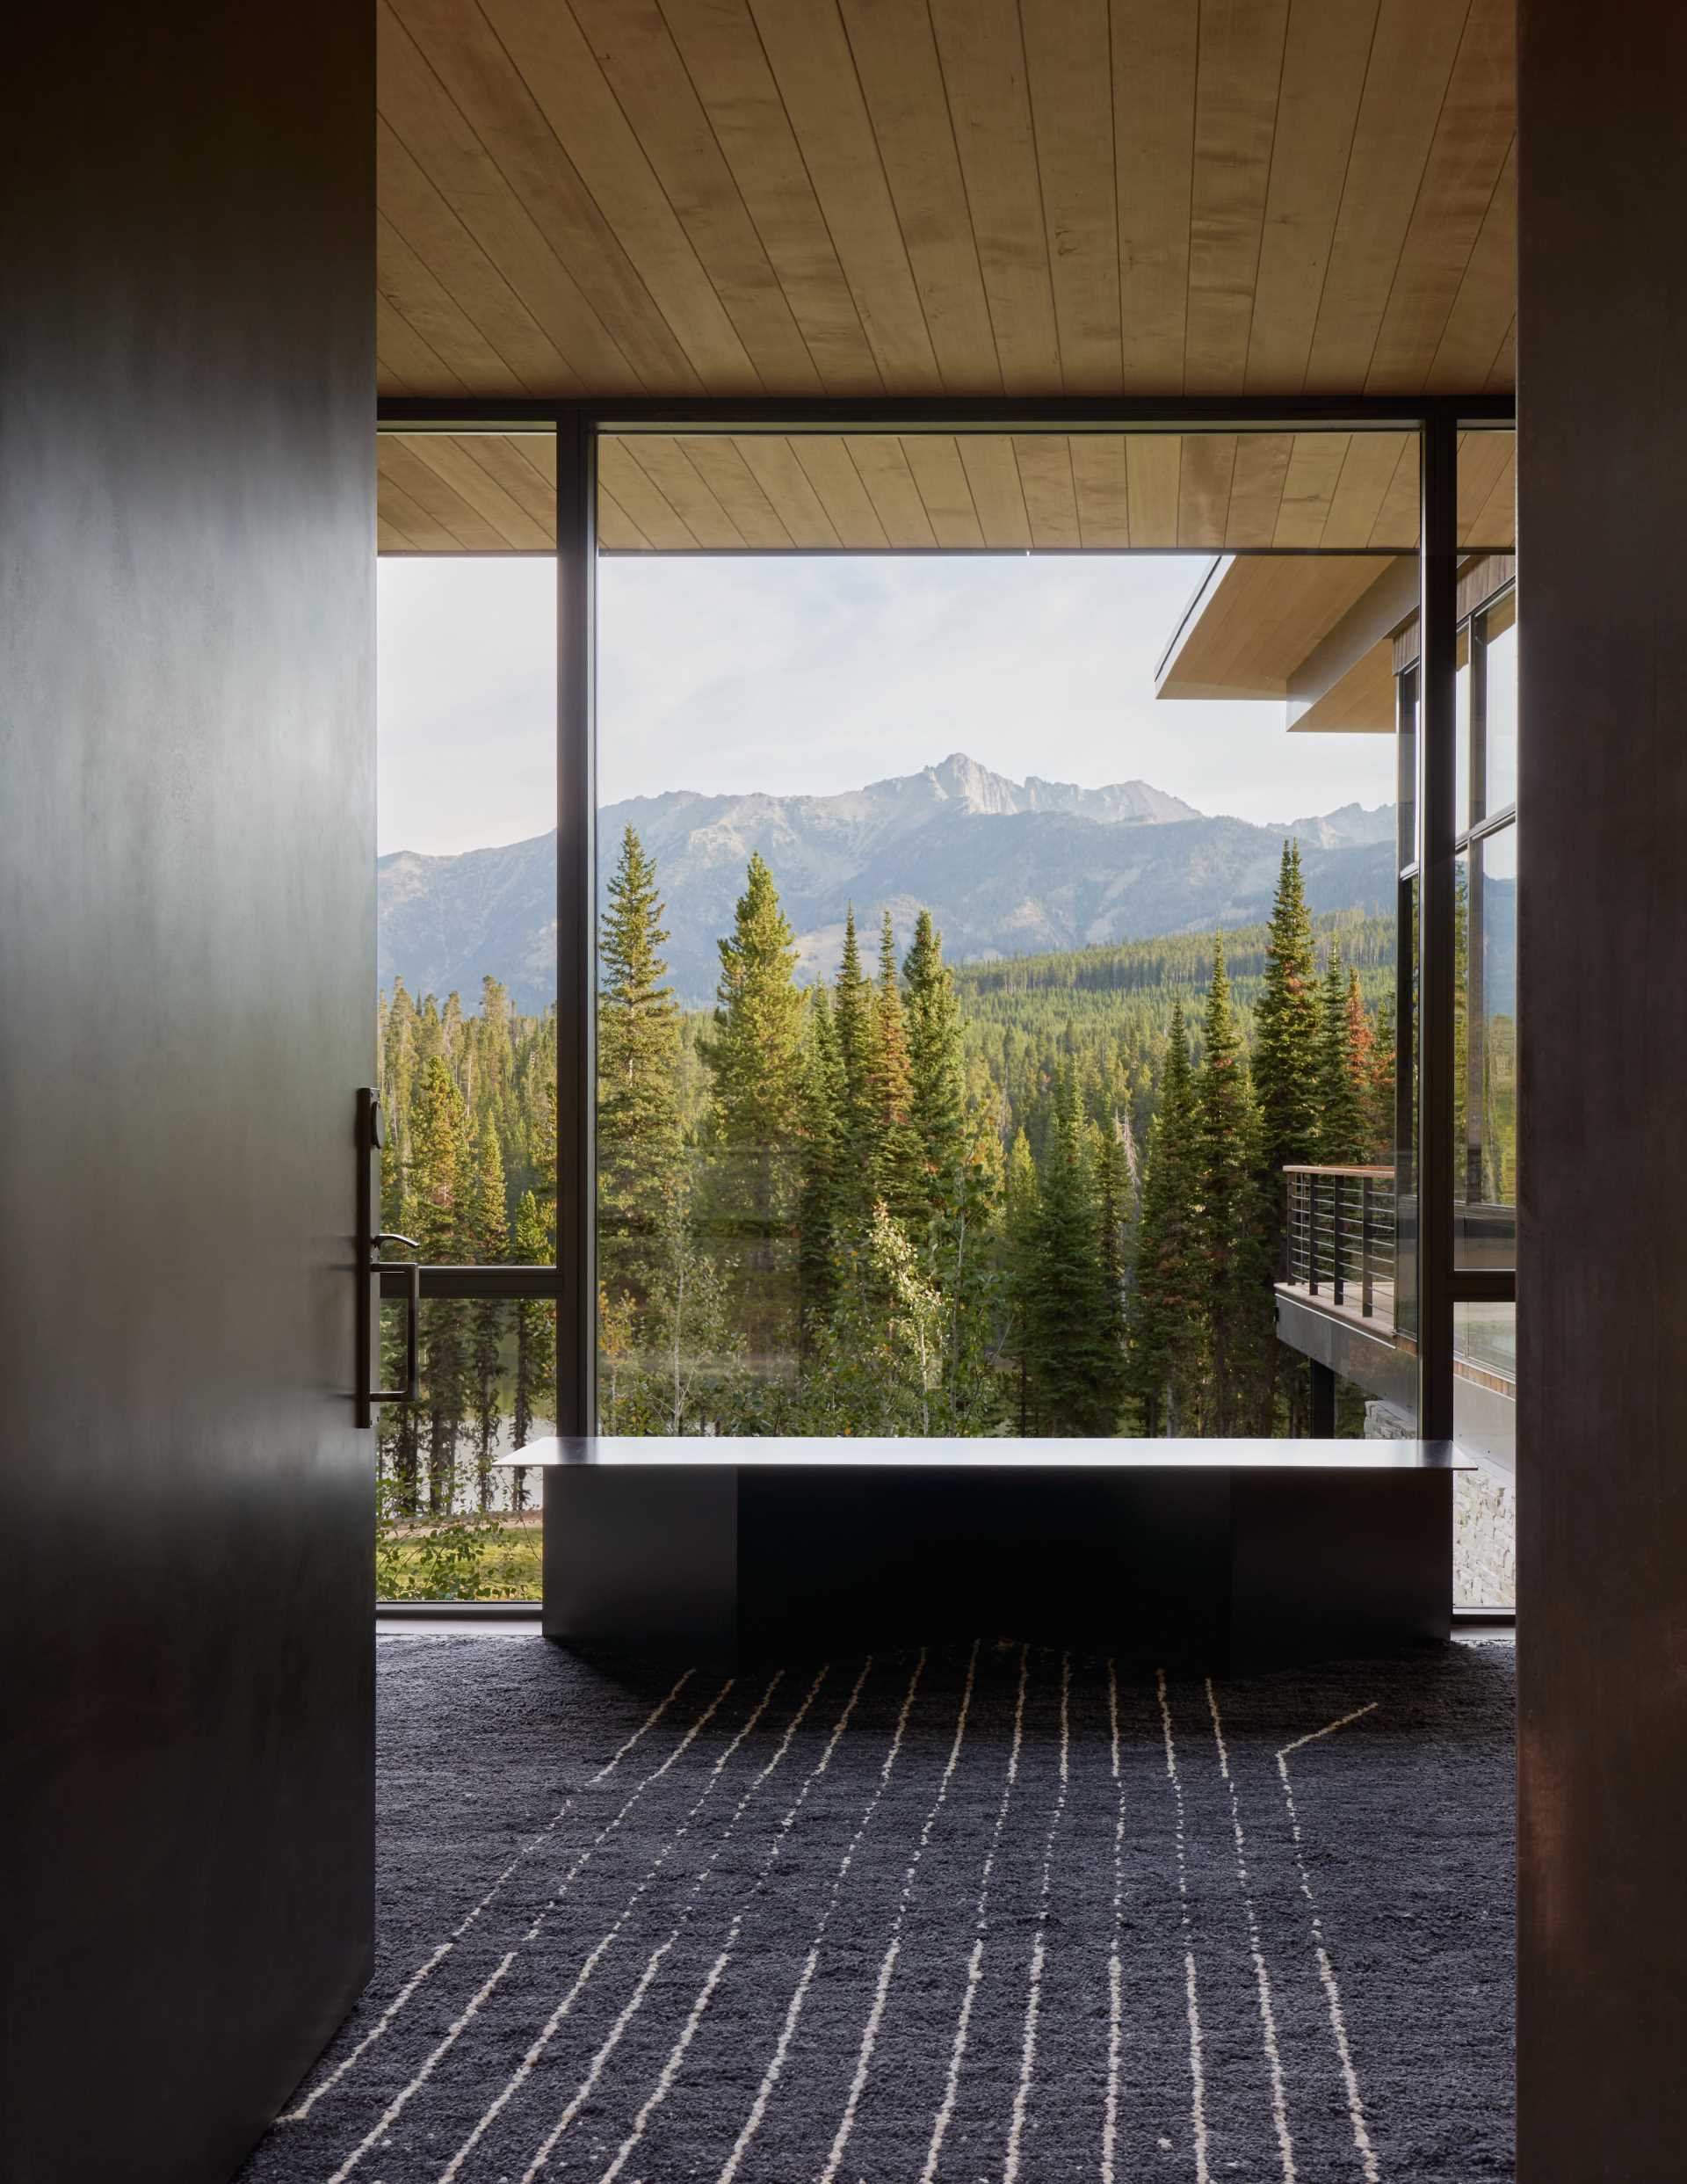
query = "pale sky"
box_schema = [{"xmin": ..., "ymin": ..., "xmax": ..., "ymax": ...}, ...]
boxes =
[{"xmin": 376, "ymin": 553, "xmax": 1395, "ymax": 859}]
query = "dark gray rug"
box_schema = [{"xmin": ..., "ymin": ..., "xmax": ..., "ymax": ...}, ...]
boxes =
[{"xmin": 241, "ymin": 1636, "xmax": 1513, "ymax": 2184}]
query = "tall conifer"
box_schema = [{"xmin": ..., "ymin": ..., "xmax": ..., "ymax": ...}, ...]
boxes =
[
  {"xmin": 903, "ymin": 909, "xmax": 967, "ymax": 1216},
  {"xmin": 1194, "ymin": 939, "xmax": 1271, "ymax": 1434},
  {"xmin": 597, "ymin": 826, "xmax": 682, "ymax": 1300},
  {"xmin": 1127, "ymin": 1001, "xmax": 1204, "ymax": 1433},
  {"xmin": 702, "ymin": 853, "xmax": 806, "ymax": 1358},
  {"xmin": 1023, "ymin": 1068, "xmax": 1124, "ymax": 1434},
  {"xmin": 1251, "ymin": 842, "xmax": 1321, "ymax": 1273},
  {"xmin": 1314, "ymin": 940, "xmax": 1365, "ymax": 1163}
]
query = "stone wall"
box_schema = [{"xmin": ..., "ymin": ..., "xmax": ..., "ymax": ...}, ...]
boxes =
[{"xmin": 1364, "ymin": 1397, "xmax": 1517, "ymax": 1607}]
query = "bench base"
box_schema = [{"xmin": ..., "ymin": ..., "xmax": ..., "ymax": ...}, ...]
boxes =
[{"xmin": 530, "ymin": 1444, "xmax": 1455, "ymax": 1669}]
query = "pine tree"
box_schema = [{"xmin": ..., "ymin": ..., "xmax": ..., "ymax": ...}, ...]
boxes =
[
  {"xmin": 467, "ymin": 1117, "xmax": 508, "ymax": 1512},
  {"xmin": 1003, "ymin": 1126, "xmax": 1040, "ymax": 1433},
  {"xmin": 409, "ymin": 1055, "xmax": 471, "ymax": 1513},
  {"xmin": 701, "ymin": 853, "xmax": 807, "ymax": 1361},
  {"xmin": 867, "ymin": 911, "xmax": 922, "ymax": 1222},
  {"xmin": 1193, "ymin": 939, "xmax": 1271, "ymax": 1435},
  {"xmin": 1251, "ymin": 842, "xmax": 1321, "ymax": 1274},
  {"xmin": 1314, "ymin": 940, "xmax": 1365, "ymax": 1163},
  {"xmin": 1127, "ymin": 1000, "xmax": 1205, "ymax": 1433},
  {"xmin": 902, "ymin": 909, "xmax": 967, "ymax": 1219},
  {"xmin": 597, "ymin": 826, "xmax": 683, "ymax": 1302},
  {"xmin": 1022, "ymin": 1067, "xmax": 1124, "ymax": 1434},
  {"xmin": 510, "ymin": 1188, "xmax": 554, "ymax": 1512},
  {"xmin": 831, "ymin": 906, "xmax": 879, "ymax": 1215},
  {"xmin": 795, "ymin": 987, "xmax": 845, "ymax": 1353},
  {"xmin": 1365, "ymin": 993, "xmax": 1398, "ymax": 1162}
]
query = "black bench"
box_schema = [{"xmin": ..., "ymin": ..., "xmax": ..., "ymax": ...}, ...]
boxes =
[{"xmin": 498, "ymin": 1436, "xmax": 1465, "ymax": 1668}]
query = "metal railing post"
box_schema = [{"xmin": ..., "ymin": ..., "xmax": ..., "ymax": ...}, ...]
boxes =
[
  {"xmin": 1361, "ymin": 1176, "xmax": 1375, "ymax": 1317},
  {"xmin": 1308, "ymin": 1173, "xmax": 1321, "ymax": 1295},
  {"xmin": 1333, "ymin": 1175, "xmax": 1346, "ymax": 1305}
]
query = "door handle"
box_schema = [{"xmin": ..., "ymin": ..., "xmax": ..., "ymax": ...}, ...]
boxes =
[
  {"xmin": 356, "ymin": 1086, "xmax": 422, "ymax": 1423},
  {"xmin": 372, "ymin": 1233, "xmax": 421, "ymax": 1406}
]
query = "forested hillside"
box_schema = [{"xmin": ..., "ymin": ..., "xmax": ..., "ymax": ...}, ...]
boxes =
[{"xmin": 373, "ymin": 831, "xmax": 1406, "ymax": 1593}]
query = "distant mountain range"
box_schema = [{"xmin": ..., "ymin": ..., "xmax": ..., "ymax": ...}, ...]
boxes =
[{"xmin": 378, "ymin": 752, "xmax": 1397, "ymax": 1012}]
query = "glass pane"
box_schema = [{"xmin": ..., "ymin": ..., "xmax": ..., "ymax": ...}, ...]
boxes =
[
  {"xmin": 597, "ymin": 433, "xmax": 1407, "ymax": 1443},
  {"xmin": 1482, "ymin": 591, "xmax": 1518, "ymax": 816},
  {"xmin": 1396, "ymin": 668, "xmax": 1418, "ymax": 874},
  {"xmin": 1455, "ymin": 825, "xmax": 1517, "ymax": 1267},
  {"xmin": 375, "ymin": 1298, "xmax": 549, "ymax": 1601},
  {"xmin": 1454, "ymin": 1302, "xmax": 1516, "ymax": 1607},
  {"xmin": 1454, "ymin": 626, "xmax": 1472, "ymax": 841},
  {"xmin": 1394, "ymin": 873, "xmax": 1419, "ymax": 1346},
  {"xmin": 376, "ymin": 432, "xmax": 559, "ymax": 1597}
]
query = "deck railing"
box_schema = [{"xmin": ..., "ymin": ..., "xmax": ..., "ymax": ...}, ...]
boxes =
[{"xmin": 1285, "ymin": 1165, "xmax": 1395, "ymax": 1323}]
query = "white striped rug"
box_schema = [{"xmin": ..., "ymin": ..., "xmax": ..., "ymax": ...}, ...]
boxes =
[{"xmin": 240, "ymin": 1637, "xmax": 1513, "ymax": 2184}]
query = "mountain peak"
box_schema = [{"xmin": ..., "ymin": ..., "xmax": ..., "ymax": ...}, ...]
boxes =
[{"xmin": 380, "ymin": 755, "xmax": 1394, "ymax": 1011}]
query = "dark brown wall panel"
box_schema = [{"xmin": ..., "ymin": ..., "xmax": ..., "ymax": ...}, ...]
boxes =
[
  {"xmin": 1517, "ymin": 3, "xmax": 1687, "ymax": 2174},
  {"xmin": 0, "ymin": 6, "xmax": 375, "ymax": 2181}
]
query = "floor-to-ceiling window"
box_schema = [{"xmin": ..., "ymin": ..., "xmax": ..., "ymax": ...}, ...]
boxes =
[
  {"xmin": 591, "ymin": 424, "xmax": 1403, "ymax": 1449},
  {"xmin": 374, "ymin": 431, "xmax": 558, "ymax": 1600}
]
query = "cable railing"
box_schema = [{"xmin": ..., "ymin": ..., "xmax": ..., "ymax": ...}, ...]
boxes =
[{"xmin": 1285, "ymin": 1165, "xmax": 1396, "ymax": 1324}]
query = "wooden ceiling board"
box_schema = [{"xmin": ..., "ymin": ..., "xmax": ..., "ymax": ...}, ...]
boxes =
[
  {"xmin": 377, "ymin": 10, "xmax": 648, "ymax": 394},
  {"xmin": 1011, "ymin": 435, "xmax": 1082, "ymax": 548},
  {"xmin": 680, "ymin": 436, "xmax": 796, "ymax": 547},
  {"xmin": 1177, "ymin": 431, "xmax": 1238, "ymax": 546},
  {"xmin": 849, "ymin": 435, "xmax": 939, "ymax": 546},
  {"xmin": 1301, "ymin": 0, "xmax": 1473, "ymax": 390},
  {"xmin": 1184, "ymin": 0, "xmax": 1291, "ymax": 393},
  {"xmin": 1020, "ymin": 0, "xmax": 1122, "ymax": 394},
  {"xmin": 749, "ymin": 0, "xmax": 944, "ymax": 392},
  {"xmin": 1068, "ymin": 433, "xmax": 1132, "ymax": 547},
  {"xmin": 1110, "ymin": 0, "xmax": 1198, "ymax": 389},
  {"xmin": 792, "ymin": 435, "xmax": 891, "ymax": 548},
  {"xmin": 733, "ymin": 434, "xmax": 843, "ymax": 548},
  {"xmin": 375, "ymin": 429, "xmax": 1513, "ymax": 553},
  {"xmin": 1157, "ymin": 552, "xmax": 1396, "ymax": 695},
  {"xmin": 1427, "ymin": 138, "xmax": 1518, "ymax": 394},
  {"xmin": 1243, "ymin": 0, "xmax": 1380, "ymax": 393},
  {"xmin": 899, "ymin": 435, "xmax": 988, "ymax": 548},
  {"xmin": 836, "ymin": 0, "xmax": 1003, "ymax": 397},
  {"xmin": 565, "ymin": 0, "xmax": 826, "ymax": 395},
  {"xmin": 1124, "ymin": 433, "xmax": 1183, "ymax": 546},
  {"xmin": 957, "ymin": 434, "xmax": 1033, "ymax": 548},
  {"xmin": 1365, "ymin": 0, "xmax": 1517, "ymax": 392},
  {"xmin": 927, "ymin": 0, "xmax": 1063, "ymax": 394},
  {"xmin": 374, "ymin": 0, "xmax": 1515, "ymax": 403},
  {"xmin": 658, "ymin": 0, "xmax": 882, "ymax": 393},
  {"xmin": 463, "ymin": 0, "xmax": 764, "ymax": 393},
  {"xmin": 1224, "ymin": 432, "xmax": 1295, "ymax": 546}
]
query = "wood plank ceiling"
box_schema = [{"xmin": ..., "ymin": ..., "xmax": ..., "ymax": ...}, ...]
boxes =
[
  {"xmin": 380, "ymin": 424, "xmax": 1516, "ymax": 553},
  {"xmin": 375, "ymin": 0, "xmax": 1517, "ymax": 410}
]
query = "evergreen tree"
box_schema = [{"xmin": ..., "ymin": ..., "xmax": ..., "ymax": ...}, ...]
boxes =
[
  {"xmin": 467, "ymin": 1117, "xmax": 508, "ymax": 1512},
  {"xmin": 1314, "ymin": 940, "xmax": 1365, "ymax": 1163},
  {"xmin": 1022, "ymin": 1067, "xmax": 1124, "ymax": 1434},
  {"xmin": 867, "ymin": 911, "xmax": 922, "ymax": 1222},
  {"xmin": 903, "ymin": 909, "xmax": 967, "ymax": 1217},
  {"xmin": 795, "ymin": 987, "xmax": 845, "ymax": 1352},
  {"xmin": 1127, "ymin": 999, "xmax": 1205, "ymax": 1433},
  {"xmin": 410, "ymin": 1055, "xmax": 471, "ymax": 1513},
  {"xmin": 510, "ymin": 1188, "xmax": 554, "ymax": 1513},
  {"xmin": 1251, "ymin": 842, "xmax": 1321, "ymax": 1273},
  {"xmin": 1193, "ymin": 940, "xmax": 1271, "ymax": 1435},
  {"xmin": 1365, "ymin": 993, "xmax": 1399, "ymax": 1162},
  {"xmin": 831, "ymin": 905, "xmax": 879, "ymax": 1223},
  {"xmin": 702, "ymin": 853, "xmax": 807, "ymax": 1360},
  {"xmin": 597, "ymin": 826, "xmax": 683, "ymax": 1300},
  {"xmin": 1003, "ymin": 1125, "xmax": 1040, "ymax": 1433}
]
